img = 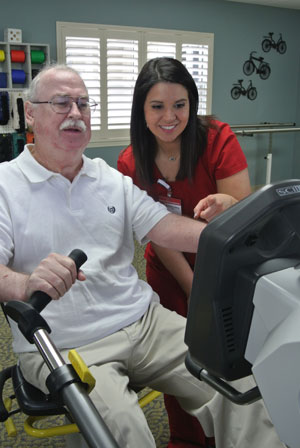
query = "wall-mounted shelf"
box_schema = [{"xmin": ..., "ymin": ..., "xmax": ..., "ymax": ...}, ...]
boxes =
[
  {"xmin": 0, "ymin": 41, "xmax": 50, "ymax": 135},
  {"xmin": 0, "ymin": 41, "xmax": 50, "ymax": 90}
]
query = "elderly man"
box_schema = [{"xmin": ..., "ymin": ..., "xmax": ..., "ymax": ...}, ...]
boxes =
[{"xmin": 0, "ymin": 64, "xmax": 285, "ymax": 448}]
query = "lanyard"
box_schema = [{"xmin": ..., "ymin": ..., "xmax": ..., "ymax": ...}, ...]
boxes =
[
  {"xmin": 157, "ymin": 179, "xmax": 172, "ymax": 197},
  {"xmin": 157, "ymin": 179, "xmax": 182, "ymax": 215}
]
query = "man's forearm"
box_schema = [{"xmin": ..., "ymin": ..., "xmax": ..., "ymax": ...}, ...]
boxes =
[
  {"xmin": 0, "ymin": 264, "xmax": 28, "ymax": 302},
  {"xmin": 147, "ymin": 214, "xmax": 206, "ymax": 253}
]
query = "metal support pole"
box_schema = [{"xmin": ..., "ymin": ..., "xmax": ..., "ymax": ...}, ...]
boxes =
[
  {"xmin": 265, "ymin": 132, "xmax": 273, "ymax": 184},
  {"xmin": 265, "ymin": 153, "xmax": 272, "ymax": 185}
]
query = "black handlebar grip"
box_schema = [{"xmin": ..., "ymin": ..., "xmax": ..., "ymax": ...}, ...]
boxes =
[
  {"xmin": 68, "ymin": 248, "xmax": 88, "ymax": 272},
  {"xmin": 28, "ymin": 249, "xmax": 88, "ymax": 313}
]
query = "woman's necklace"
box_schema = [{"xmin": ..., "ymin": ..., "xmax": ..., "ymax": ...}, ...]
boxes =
[{"xmin": 156, "ymin": 145, "xmax": 180, "ymax": 163}]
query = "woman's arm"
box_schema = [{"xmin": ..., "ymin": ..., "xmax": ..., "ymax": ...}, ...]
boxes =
[
  {"xmin": 151, "ymin": 243, "xmax": 194, "ymax": 297},
  {"xmin": 150, "ymin": 168, "xmax": 252, "ymax": 298},
  {"xmin": 216, "ymin": 168, "xmax": 252, "ymax": 199},
  {"xmin": 194, "ymin": 168, "xmax": 252, "ymax": 221}
]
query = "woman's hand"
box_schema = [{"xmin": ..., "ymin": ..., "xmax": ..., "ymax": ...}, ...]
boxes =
[{"xmin": 193, "ymin": 193, "xmax": 237, "ymax": 222}]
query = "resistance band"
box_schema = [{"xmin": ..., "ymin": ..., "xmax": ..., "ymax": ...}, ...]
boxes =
[
  {"xmin": 12, "ymin": 132, "xmax": 26, "ymax": 158},
  {"xmin": 0, "ymin": 72, "xmax": 7, "ymax": 88},
  {"xmin": 10, "ymin": 92, "xmax": 26, "ymax": 130},
  {"xmin": 16, "ymin": 98, "xmax": 25, "ymax": 132},
  {"xmin": 26, "ymin": 131, "xmax": 34, "ymax": 144},
  {"xmin": 0, "ymin": 92, "xmax": 9, "ymax": 126},
  {"xmin": 0, "ymin": 134, "xmax": 13, "ymax": 163},
  {"xmin": 0, "ymin": 50, "xmax": 5, "ymax": 62},
  {"xmin": 10, "ymin": 50, "xmax": 26, "ymax": 63},
  {"xmin": 31, "ymin": 69, "xmax": 39, "ymax": 79},
  {"xmin": 31, "ymin": 50, "xmax": 45, "ymax": 64},
  {"xmin": 12, "ymin": 69, "xmax": 26, "ymax": 84}
]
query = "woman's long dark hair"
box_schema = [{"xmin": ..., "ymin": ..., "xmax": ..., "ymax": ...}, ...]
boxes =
[{"xmin": 130, "ymin": 57, "xmax": 213, "ymax": 186}]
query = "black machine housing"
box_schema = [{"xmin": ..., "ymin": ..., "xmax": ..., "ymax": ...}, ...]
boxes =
[{"xmin": 185, "ymin": 179, "xmax": 300, "ymax": 382}]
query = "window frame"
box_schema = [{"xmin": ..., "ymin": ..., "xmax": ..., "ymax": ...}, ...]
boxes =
[{"xmin": 56, "ymin": 21, "xmax": 214, "ymax": 148}]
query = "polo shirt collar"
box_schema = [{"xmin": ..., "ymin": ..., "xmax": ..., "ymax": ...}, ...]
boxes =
[{"xmin": 17, "ymin": 145, "xmax": 98, "ymax": 183}]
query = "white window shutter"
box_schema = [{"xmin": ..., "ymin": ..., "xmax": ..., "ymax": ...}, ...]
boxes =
[
  {"xmin": 65, "ymin": 36, "xmax": 101, "ymax": 130},
  {"xmin": 147, "ymin": 41, "xmax": 176, "ymax": 60},
  {"xmin": 106, "ymin": 39, "xmax": 138, "ymax": 130},
  {"xmin": 182, "ymin": 44, "xmax": 209, "ymax": 115}
]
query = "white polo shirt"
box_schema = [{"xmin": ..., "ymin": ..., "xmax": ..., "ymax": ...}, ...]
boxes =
[{"xmin": 0, "ymin": 146, "xmax": 170, "ymax": 352}]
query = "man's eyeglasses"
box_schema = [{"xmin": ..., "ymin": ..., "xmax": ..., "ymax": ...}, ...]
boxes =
[{"xmin": 30, "ymin": 95, "xmax": 98, "ymax": 115}]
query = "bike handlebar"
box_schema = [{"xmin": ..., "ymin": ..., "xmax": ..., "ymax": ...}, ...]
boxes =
[{"xmin": 29, "ymin": 249, "xmax": 88, "ymax": 313}]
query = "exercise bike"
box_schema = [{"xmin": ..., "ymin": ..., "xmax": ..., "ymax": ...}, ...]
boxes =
[{"xmin": 185, "ymin": 179, "xmax": 300, "ymax": 448}]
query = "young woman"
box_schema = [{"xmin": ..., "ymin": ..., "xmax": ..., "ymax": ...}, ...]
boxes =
[{"xmin": 118, "ymin": 57, "xmax": 252, "ymax": 448}]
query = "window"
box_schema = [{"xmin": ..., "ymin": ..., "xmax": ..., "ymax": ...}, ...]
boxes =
[{"xmin": 56, "ymin": 22, "xmax": 214, "ymax": 147}]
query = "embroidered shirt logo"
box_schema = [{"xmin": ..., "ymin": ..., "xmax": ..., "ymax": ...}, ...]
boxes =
[{"xmin": 107, "ymin": 206, "xmax": 116, "ymax": 214}]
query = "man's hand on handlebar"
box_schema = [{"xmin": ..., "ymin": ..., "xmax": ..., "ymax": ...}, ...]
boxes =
[{"xmin": 25, "ymin": 252, "xmax": 86, "ymax": 301}]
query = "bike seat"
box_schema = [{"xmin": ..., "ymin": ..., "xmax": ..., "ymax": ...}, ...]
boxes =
[{"xmin": 238, "ymin": 79, "xmax": 243, "ymax": 83}]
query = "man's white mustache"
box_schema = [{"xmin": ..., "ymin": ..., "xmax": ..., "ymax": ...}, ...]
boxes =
[{"xmin": 60, "ymin": 119, "xmax": 87, "ymax": 132}]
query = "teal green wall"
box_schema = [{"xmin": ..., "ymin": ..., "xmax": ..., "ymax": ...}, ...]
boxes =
[
  {"xmin": 84, "ymin": 146, "xmax": 123, "ymax": 168},
  {"xmin": 1, "ymin": 0, "xmax": 299, "ymax": 185}
]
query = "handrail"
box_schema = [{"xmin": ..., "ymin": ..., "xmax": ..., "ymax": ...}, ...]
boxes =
[
  {"xmin": 234, "ymin": 127, "xmax": 300, "ymax": 137},
  {"xmin": 229, "ymin": 122, "xmax": 300, "ymax": 185},
  {"xmin": 230, "ymin": 122, "xmax": 296, "ymax": 129}
]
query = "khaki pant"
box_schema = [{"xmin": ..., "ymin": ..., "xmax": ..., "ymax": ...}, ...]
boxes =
[{"xmin": 19, "ymin": 301, "xmax": 285, "ymax": 448}]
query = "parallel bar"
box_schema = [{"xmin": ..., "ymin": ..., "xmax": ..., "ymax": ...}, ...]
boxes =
[
  {"xmin": 234, "ymin": 127, "xmax": 300, "ymax": 136},
  {"xmin": 230, "ymin": 123, "xmax": 300, "ymax": 186},
  {"xmin": 230, "ymin": 123, "xmax": 296, "ymax": 129}
]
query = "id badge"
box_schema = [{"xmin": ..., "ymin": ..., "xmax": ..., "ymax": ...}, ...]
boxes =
[{"xmin": 159, "ymin": 195, "xmax": 182, "ymax": 215}]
